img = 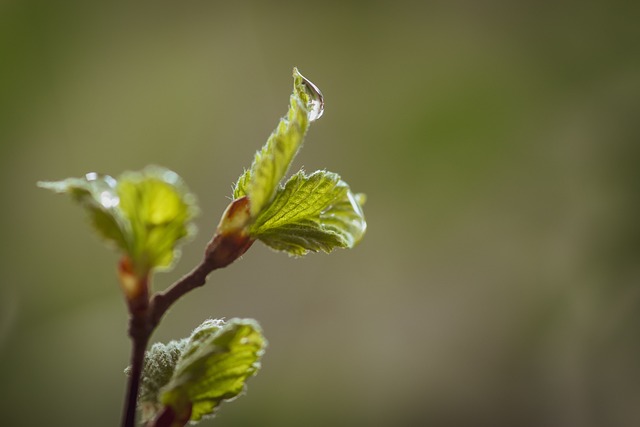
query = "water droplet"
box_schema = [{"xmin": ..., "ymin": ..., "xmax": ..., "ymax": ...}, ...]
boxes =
[
  {"xmin": 85, "ymin": 172, "xmax": 119, "ymax": 207},
  {"xmin": 85, "ymin": 172, "xmax": 117, "ymax": 188},
  {"xmin": 99, "ymin": 190, "xmax": 120, "ymax": 208},
  {"xmin": 161, "ymin": 169, "xmax": 179, "ymax": 185},
  {"xmin": 299, "ymin": 72, "xmax": 324, "ymax": 122}
]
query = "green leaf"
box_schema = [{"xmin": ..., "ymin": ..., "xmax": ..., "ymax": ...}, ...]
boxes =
[
  {"xmin": 127, "ymin": 339, "xmax": 188, "ymax": 423},
  {"xmin": 233, "ymin": 68, "xmax": 314, "ymax": 215},
  {"xmin": 229, "ymin": 68, "xmax": 367, "ymax": 258},
  {"xmin": 117, "ymin": 166, "xmax": 198, "ymax": 274},
  {"xmin": 158, "ymin": 318, "xmax": 266, "ymax": 422},
  {"xmin": 250, "ymin": 170, "xmax": 367, "ymax": 256},
  {"xmin": 38, "ymin": 166, "xmax": 198, "ymax": 275},
  {"xmin": 232, "ymin": 168, "xmax": 251, "ymax": 200}
]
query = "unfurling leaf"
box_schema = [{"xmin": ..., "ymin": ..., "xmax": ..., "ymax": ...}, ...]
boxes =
[
  {"xmin": 136, "ymin": 319, "xmax": 266, "ymax": 423},
  {"xmin": 38, "ymin": 166, "xmax": 198, "ymax": 277},
  {"xmin": 233, "ymin": 67, "xmax": 312, "ymax": 215},
  {"xmin": 116, "ymin": 166, "xmax": 197, "ymax": 274},
  {"xmin": 126, "ymin": 339, "xmax": 188, "ymax": 423},
  {"xmin": 229, "ymin": 68, "xmax": 367, "ymax": 257},
  {"xmin": 251, "ymin": 170, "xmax": 367, "ymax": 256}
]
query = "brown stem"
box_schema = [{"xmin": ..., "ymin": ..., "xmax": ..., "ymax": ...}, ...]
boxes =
[
  {"xmin": 120, "ymin": 227, "xmax": 253, "ymax": 427},
  {"xmin": 150, "ymin": 259, "xmax": 215, "ymax": 328},
  {"xmin": 122, "ymin": 323, "xmax": 151, "ymax": 427},
  {"xmin": 150, "ymin": 233, "xmax": 254, "ymax": 328},
  {"xmin": 121, "ymin": 259, "xmax": 216, "ymax": 427},
  {"xmin": 122, "ymin": 259, "xmax": 215, "ymax": 427},
  {"xmin": 119, "ymin": 260, "xmax": 210, "ymax": 427}
]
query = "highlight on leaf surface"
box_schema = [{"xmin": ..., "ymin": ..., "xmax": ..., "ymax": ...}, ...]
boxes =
[
  {"xmin": 134, "ymin": 318, "xmax": 266, "ymax": 424},
  {"xmin": 230, "ymin": 68, "xmax": 367, "ymax": 257},
  {"xmin": 38, "ymin": 166, "xmax": 198, "ymax": 276}
]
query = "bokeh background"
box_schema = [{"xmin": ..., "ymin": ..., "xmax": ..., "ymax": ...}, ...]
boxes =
[{"xmin": 1, "ymin": 1, "xmax": 639, "ymax": 426}]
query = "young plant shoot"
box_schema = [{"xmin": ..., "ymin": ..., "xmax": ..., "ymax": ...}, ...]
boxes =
[{"xmin": 39, "ymin": 68, "xmax": 366, "ymax": 427}]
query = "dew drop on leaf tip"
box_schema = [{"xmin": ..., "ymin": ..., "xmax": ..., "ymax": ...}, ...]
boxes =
[{"xmin": 299, "ymin": 72, "xmax": 324, "ymax": 122}]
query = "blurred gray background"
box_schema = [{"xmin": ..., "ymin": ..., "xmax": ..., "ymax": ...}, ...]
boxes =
[{"xmin": 1, "ymin": 1, "xmax": 639, "ymax": 426}]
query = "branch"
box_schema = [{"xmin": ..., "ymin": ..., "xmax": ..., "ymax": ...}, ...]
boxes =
[
  {"xmin": 150, "ymin": 230, "xmax": 254, "ymax": 327},
  {"xmin": 122, "ymin": 332, "xmax": 150, "ymax": 427},
  {"xmin": 121, "ymin": 228, "xmax": 254, "ymax": 427},
  {"xmin": 150, "ymin": 259, "xmax": 214, "ymax": 327}
]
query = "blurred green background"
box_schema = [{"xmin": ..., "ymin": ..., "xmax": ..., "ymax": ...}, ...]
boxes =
[{"xmin": 1, "ymin": 0, "xmax": 639, "ymax": 426}]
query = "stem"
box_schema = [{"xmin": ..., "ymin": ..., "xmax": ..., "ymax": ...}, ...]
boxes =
[
  {"xmin": 120, "ymin": 227, "xmax": 254, "ymax": 426},
  {"xmin": 122, "ymin": 331, "xmax": 150, "ymax": 427},
  {"xmin": 150, "ymin": 259, "xmax": 215, "ymax": 326},
  {"xmin": 120, "ymin": 258, "xmax": 217, "ymax": 427},
  {"xmin": 150, "ymin": 232, "xmax": 254, "ymax": 327}
]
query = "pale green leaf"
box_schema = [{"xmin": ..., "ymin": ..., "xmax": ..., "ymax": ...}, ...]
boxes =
[
  {"xmin": 233, "ymin": 68, "xmax": 315, "ymax": 214},
  {"xmin": 250, "ymin": 170, "xmax": 367, "ymax": 256},
  {"xmin": 159, "ymin": 318, "xmax": 266, "ymax": 422},
  {"xmin": 38, "ymin": 166, "xmax": 198, "ymax": 275},
  {"xmin": 117, "ymin": 166, "xmax": 198, "ymax": 273}
]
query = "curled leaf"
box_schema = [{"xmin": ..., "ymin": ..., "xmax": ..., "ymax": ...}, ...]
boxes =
[
  {"xmin": 159, "ymin": 318, "xmax": 266, "ymax": 422},
  {"xmin": 233, "ymin": 68, "xmax": 315, "ymax": 215},
  {"xmin": 131, "ymin": 319, "xmax": 266, "ymax": 424},
  {"xmin": 117, "ymin": 166, "xmax": 198, "ymax": 275}
]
